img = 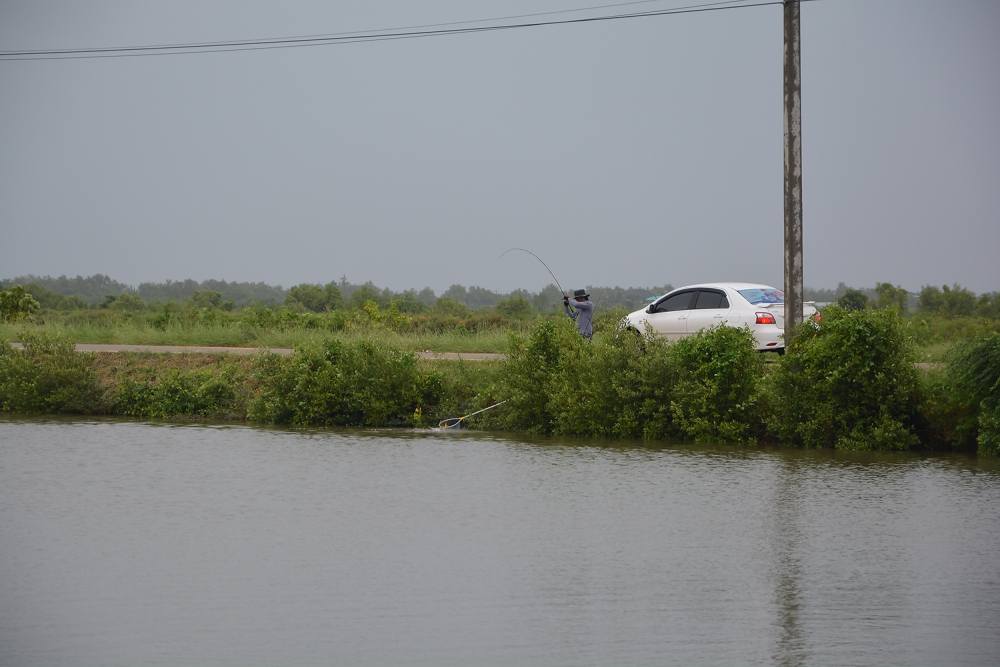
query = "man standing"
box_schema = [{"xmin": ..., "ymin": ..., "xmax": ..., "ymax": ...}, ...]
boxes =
[{"xmin": 563, "ymin": 288, "xmax": 594, "ymax": 340}]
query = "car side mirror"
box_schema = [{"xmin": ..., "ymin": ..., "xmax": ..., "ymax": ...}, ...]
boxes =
[{"xmin": 646, "ymin": 305, "xmax": 654, "ymax": 314}]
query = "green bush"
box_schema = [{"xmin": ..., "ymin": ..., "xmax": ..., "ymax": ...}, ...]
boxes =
[
  {"xmin": 770, "ymin": 307, "xmax": 920, "ymax": 450},
  {"xmin": 490, "ymin": 319, "xmax": 576, "ymax": 434},
  {"xmin": 948, "ymin": 333, "xmax": 1000, "ymax": 456},
  {"xmin": 0, "ymin": 334, "xmax": 103, "ymax": 414},
  {"xmin": 0, "ymin": 286, "xmax": 41, "ymax": 322},
  {"xmin": 548, "ymin": 328, "xmax": 651, "ymax": 438},
  {"xmin": 669, "ymin": 326, "xmax": 763, "ymax": 444},
  {"xmin": 113, "ymin": 367, "xmax": 243, "ymax": 419},
  {"xmin": 915, "ymin": 369, "xmax": 976, "ymax": 451},
  {"xmin": 248, "ymin": 339, "xmax": 426, "ymax": 427},
  {"xmin": 497, "ymin": 321, "xmax": 763, "ymax": 444}
]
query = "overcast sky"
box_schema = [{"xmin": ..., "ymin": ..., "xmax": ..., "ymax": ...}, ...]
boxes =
[{"xmin": 1, "ymin": 0, "xmax": 998, "ymax": 294}]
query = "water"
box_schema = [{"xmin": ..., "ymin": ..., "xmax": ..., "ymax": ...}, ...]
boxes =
[{"xmin": 1, "ymin": 420, "xmax": 998, "ymax": 667}]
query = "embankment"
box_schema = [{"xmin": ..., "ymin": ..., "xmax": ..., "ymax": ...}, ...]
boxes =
[{"xmin": 1, "ymin": 308, "xmax": 997, "ymax": 454}]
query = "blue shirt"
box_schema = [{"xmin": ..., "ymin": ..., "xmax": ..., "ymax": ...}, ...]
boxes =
[{"xmin": 564, "ymin": 298, "xmax": 594, "ymax": 338}]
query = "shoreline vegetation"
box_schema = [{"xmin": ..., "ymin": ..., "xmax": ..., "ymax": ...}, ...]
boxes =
[
  {"xmin": 1, "ymin": 308, "xmax": 998, "ymax": 455},
  {"xmin": 1, "ymin": 276, "xmax": 998, "ymax": 453}
]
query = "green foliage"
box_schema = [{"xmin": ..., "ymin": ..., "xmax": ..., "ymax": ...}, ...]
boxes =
[
  {"xmin": 0, "ymin": 334, "xmax": 102, "ymax": 414},
  {"xmin": 285, "ymin": 283, "xmax": 342, "ymax": 312},
  {"xmin": 248, "ymin": 340, "xmax": 427, "ymax": 427},
  {"xmin": 102, "ymin": 293, "xmax": 146, "ymax": 312},
  {"xmin": 432, "ymin": 297, "xmax": 470, "ymax": 318},
  {"xmin": 497, "ymin": 320, "xmax": 763, "ymax": 444},
  {"xmin": 978, "ymin": 402, "xmax": 1000, "ymax": 457},
  {"xmin": 114, "ymin": 368, "xmax": 242, "ymax": 419},
  {"xmin": 875, "ymin": 282, "xmax": 908, "ymax": 313},
  {"xmin": 915, "ymin": 369, "xmax": 975, "ymax": 451},
  {"xmin": 668, "ymin": 326, "xmax": 763, "ymax": 444},
  {"xmin": 547, "ymin": 328, "xmax": 647, "ymax": 438},
  {"xmin": 546, "ymin": 330, "xmax": 679, "ymax": 440},
  {"xmin": 491, "ymin": 319, "xmax": 576, "ymax": 434},
  {"xmin": 770, "ymin": 307, "xmax": 920, "ymax": 450},
  {"xmin": 837, "ymin": 288, "xmax": 869, "ymax": 311},
  {"xmin": 947, "ymin": 333, "xmax": 1000, "ymax": 456},
  {"xmin": 975, "ymin": 292, "xmax": 1000, "ymax": 319},
  {"xmin": 190, "ymin": 290, "xmax": 234, "ymax": 311},
  {"xmin": 2, "ymin": 274, "xmax": 131, "ymax": 305},
  {"xmin": 392, "ymin": 291, "xmax": 429, "ymax": 314},
  {"xmin": 0, "ymin": 286, "xmax": 40, "ymax": 322},
  {"xmin": 919, "ymin": 284, "xmax": 977, "ymax": 317},
  {"xmin": 348, "ymin": 283, "xmax": 386, "ymax": 309},
  {"xmin": 495, "ymin": 295, "xmax": 534, "ymax": 319}
]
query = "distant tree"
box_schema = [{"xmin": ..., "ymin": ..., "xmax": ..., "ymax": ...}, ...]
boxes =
[
  {"xmin": 433, "ymin": 297, "xmax": 469, "ymax": 317},
  {"xmin": 875, "ymin": 282, "xmax": 908, "ymax": 313},
  {"xmin": 588, "ymin": 285, "xmax": 673, "ymax": 310},
  {"xmin": 0, "ymin": 286, "xmax": 40, "ymax": 321},
  {"xmin": 6, "ymin": 274, "xmax": 131, "ymax": 305},
  {"xmin": 392, "ymin": 291, "xmax": 427, "ymax": 314},
  {"xmin": 976, "ymin": 292, "xmax": 1000, "ymax": 319},
  {"xmin": 190, "ymin": 290, "xmax": 233, "ymax": 310},
  {"xmin": 919, "ymin": 284, "xmax": 976, "ymax": 317},
  {"xmin": 20, "ymin": 283, "xmax": 86, "ymax": 309},
  {"xmin": 106, "ymin": 293, "xmax": 145, "ymax": 312},
  {"xmin": 442, "ymin": 284, "xmax": 468, "ymax": 305},
  {"xmin": 496, "ymin": 294, "xmax": 534, "ymax": 319},
  {"xmin": 286, "ymin": 283, "xmax": 341, "ymax": 312},
  {"xmin": 349, "ymin": 283, "xmax": 385, "ymax": 309},
  {"xmin": 837, "ymin": 289, "xmax": 869, "ymax": 311},
  {"xmin": 416, "ymin": 287, "xmax": 437, "ymax": 307},
  {"xmin": 465, "ymin": 286, "xmax": 502, "ymax": 309},
  {"xmin": 532, "ymin": 284, "xmax": 565, "ymax": 313}
]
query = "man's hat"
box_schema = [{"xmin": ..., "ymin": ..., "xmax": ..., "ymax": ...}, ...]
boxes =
[{"xmin": 573, "ymin": 288, "xmax": 590, "ymax": 299}]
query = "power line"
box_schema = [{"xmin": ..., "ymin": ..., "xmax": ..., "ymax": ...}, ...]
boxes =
[
  {"xmin": 0, "ymin": 0, "xmax": 815, "ymax": 61},
  {"xmin": 9, "ymin": 0, "xmax": 750, "ymax": 54}
]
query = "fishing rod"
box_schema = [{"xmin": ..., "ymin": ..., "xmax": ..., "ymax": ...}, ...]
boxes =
[
  {"xmin": 499, "ymin": 247, "xmax": 567, "ymax": 297},
  {"xmin": 438, "ymin": 400, "xmax": 508, "ymax": 429}
]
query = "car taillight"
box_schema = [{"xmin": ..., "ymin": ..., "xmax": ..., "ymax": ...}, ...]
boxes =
[
  {"xmin": 811, "ymin": 310, "xmax": 823, "ymax": 323},
  {"xmin": 755, "ymin": 312, "xmax": 776, "ymax": 325}
]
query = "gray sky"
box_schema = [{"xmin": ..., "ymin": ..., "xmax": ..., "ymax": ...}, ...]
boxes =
[{"xmin": 1, "ymin": 0, "xmax": 998, "ymax": 294}]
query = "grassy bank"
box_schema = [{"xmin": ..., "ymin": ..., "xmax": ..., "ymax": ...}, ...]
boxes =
[
  {"xmin": 4, "ymin": 307, "xmax": 997, "ymax": 360},
  {"xmin": 0, "ymin": 320, "xmax": 516, "ymax": 353},
  {"xmin": 2, "ymin": 310, "xmax": 997, "ymax": 454}
]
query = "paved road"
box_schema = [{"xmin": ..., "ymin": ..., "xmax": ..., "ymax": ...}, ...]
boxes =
[{"xmin": 10, "ymin": 342, "xmax": 505, "ymax": 362}]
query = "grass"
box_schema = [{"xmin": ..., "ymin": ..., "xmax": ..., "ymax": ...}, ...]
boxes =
[
  {"xmin": 0, "ymin": 321, "xmax": 515, "ymax": 353},
  {"xmin": 4, "ymin": 311, "xmax": 999, "ymax": 359}
]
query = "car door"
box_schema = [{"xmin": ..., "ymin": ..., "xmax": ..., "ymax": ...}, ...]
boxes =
[
  {"xmin": 684, "ymin": 289, "xmax": 732, "ymax": 334},
  {"xmin": 645, "ymin": 290, "xmax": 697, "ymax": 339}
]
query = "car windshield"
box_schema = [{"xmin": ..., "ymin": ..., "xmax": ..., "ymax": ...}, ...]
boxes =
[{"xmin": 738, "ymin": 288, "xmax": 784, "ymax": 305}]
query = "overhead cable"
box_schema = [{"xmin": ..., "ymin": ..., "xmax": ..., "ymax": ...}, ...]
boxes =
[{"xmin": 0, "ymin": 0, "xmax": 816, "ymax": 61}]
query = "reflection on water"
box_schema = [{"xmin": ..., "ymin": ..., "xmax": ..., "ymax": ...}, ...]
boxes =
[{"xmin": 1, "ymin": 419, "xmax": 998, "ymax": 667}]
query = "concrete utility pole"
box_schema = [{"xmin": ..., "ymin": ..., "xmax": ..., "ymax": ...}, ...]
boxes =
[{"xmin": 783, "ymin": 0, "xmax": 804, "ymax": 343}]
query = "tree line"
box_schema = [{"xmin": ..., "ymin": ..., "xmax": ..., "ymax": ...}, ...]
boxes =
[{"xmin": 2, "ymin": 274, "xmax": 998, "ymax": 320}]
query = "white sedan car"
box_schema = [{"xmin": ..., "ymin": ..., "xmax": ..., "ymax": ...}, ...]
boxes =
[{"xmin": 621, "ymin": 282, "xmax": 819, "ymax": 352}]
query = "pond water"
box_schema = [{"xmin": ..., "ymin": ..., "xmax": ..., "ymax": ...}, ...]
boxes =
[{"xmin": 1, "ymin": 419, "xmax": 998, "ymax": 666}]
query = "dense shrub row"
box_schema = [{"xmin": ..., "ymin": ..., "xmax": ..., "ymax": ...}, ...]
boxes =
[
  {"xmin": 1, "ymin": 312, "xmax": 998, "ymax": 454},
  {"xmin": 486, "ymin": 319, "xmax": 765, "ymax": 444}
]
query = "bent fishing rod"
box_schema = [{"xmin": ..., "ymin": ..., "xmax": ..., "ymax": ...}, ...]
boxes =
[{"xmin": 499, "ymin": 247, "xmax": 567, "ymax": 297}]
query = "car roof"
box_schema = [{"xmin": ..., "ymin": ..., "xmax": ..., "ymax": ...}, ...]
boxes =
[{"xmin": 672, "ymin": 282, "xmax": 777, "ymax": 292}]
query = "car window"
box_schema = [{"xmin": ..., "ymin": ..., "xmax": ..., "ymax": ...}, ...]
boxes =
[
  {"xmin": 738, "ymin": 288, "xmax": 784, "ymax": 305},
  {"xmin": 654, "ymin": 291, "xmax": 696, "ymax": 312},
  {"xmin": 694, "ymin": 290, "xmax": 728, "ymax": 309}
]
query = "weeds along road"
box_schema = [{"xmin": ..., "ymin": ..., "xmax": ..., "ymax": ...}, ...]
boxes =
[
  {"xmin": 8, "ymin": 342, "xmax": 505, "ymax": 362},
  {"xmin": 8, "ymin": 342, "xmax": 943, "ymax": 369}
]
